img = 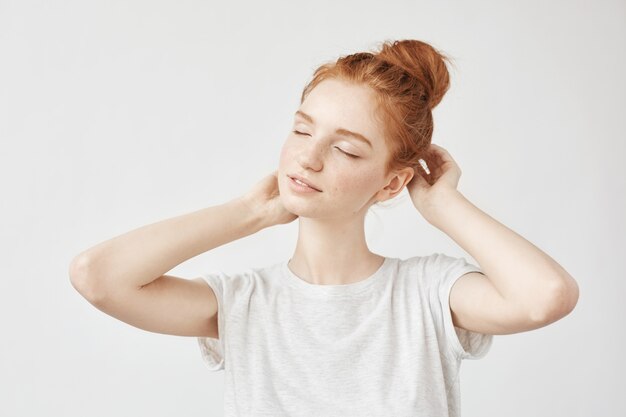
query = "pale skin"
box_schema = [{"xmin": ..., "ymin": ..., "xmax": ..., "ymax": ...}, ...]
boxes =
[{"xmin": 69, "ymin": 78, "xmax": 578, "ymax": 340}]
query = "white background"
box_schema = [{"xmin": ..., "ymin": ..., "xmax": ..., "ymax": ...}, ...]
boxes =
[{"xmin": 1, "ymin": 0, "xmax": 624, "ymax": 416}]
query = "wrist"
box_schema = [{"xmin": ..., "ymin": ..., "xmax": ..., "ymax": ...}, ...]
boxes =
[
  {"xmin": 231, "ymin": 195, "xmax": 269, "ymax": 232},
  {"xmin": 424, "ymin": 189, "xmax": 467, "ymax": 228}
]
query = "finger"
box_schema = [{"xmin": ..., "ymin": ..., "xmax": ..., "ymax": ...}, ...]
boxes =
[
  {"xmin": 430, "ymin": 145, "xmax": 460, "ymax": 176},
  {"xmin": 410, "ymin": 171, "xmax": 430, "ymax": 188},
  {"xmin": 430, "ymin": 144, "xmax": 458, "ymax": 165},
  {"xmin": 429, "ymin": 144, "xmax": 451, "ymax": 161}
]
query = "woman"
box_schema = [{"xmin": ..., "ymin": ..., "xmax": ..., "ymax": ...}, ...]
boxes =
[{"xmin": 69, "ymin": 39, "xmax": 579, "ymax": 416}]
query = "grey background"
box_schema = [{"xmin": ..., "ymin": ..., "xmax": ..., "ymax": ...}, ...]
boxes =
[{"xmin": 1, "ymin": 0, "xmax": 624, "ymax": 416}]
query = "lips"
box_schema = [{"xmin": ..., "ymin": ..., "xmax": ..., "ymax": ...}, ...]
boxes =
[{"xmin": 288, "ymin": 174, "xmax": 322, "ymax": 191}]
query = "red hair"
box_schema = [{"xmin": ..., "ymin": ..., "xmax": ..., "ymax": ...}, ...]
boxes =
[{"xmin": 299, "ymin": 39, "xmax": 453, "ymax": 187}]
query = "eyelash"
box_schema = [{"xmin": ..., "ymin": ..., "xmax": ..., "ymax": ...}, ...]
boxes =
[{"xmin": 292, "ymin": 130, "xmax": 359, "ymax": 159}]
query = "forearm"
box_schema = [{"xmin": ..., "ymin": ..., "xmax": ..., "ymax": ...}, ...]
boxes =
[
  {"xmin": 70, "ymin": 197, "xmax": 266, "ymax": 292},
  {"xmin": 428, "ymin": 190, "xmax": 579, "ymax": 318}
]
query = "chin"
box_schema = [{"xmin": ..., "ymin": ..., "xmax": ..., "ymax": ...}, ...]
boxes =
[{"xmin": 280, "ymin": 194, "xmax": 325, "ymax": 218}]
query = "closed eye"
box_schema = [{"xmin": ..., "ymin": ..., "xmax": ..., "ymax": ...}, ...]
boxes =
[{"xmin": 292, "ymin": 130, "xmax": 359, "ymax": 159}]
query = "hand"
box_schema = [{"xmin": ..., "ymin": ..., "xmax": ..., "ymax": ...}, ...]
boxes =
[
  {"xmin": 406, "ymin": 143, "xmax": 463, "ymax": 223},
  {"xmin": 239, "ymin": 170, "xmax": 298, "ymax": 228}
]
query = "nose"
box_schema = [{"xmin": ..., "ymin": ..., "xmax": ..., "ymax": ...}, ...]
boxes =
[{"xmin": 296, "ymin": 139, "xmax": 324, "ymax": 171}]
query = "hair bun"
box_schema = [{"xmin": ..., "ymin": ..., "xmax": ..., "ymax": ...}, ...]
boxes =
[{"xmin": 375, "ymin": 39, "xmax": 451, "ymax": 110}]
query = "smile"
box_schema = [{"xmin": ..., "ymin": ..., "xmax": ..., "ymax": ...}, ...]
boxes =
[{"xmin": 288, "ymin": 176, "xmax": 322, "ymax": 193}]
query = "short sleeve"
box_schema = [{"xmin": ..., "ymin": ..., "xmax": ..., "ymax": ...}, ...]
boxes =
[
  {"xmin": 426, "ymin": 252, "xmax": 494, "ymax": 360},
  {"xmin": 196, "ymin": 271, "xmax": 226, "ymax": 371}
]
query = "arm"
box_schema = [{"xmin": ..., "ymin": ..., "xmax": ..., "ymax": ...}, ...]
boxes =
[
  {"xmin": 70, "ymin": 172, "xmax": 297, "ymax": 338},
  {"xmin": 70, "ymin": 197, "xmax": 265, "ymax": 300},
  {"xmin": 68, "ymin": 197, "xmax": 266, "ymax": 337},
  {"xmin": 431, "ymin": 190, "xmax": 579, "ymax": 326},
  {"xmin": 407, "ymin": 144, "xmax": 579, "ymax": 335},
  {"xmin": 68, "ymin": 170, "xmax": 296, "ymax": 337}
]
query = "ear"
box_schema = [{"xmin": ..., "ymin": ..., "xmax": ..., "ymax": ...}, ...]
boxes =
[{"xmin": 376, "ymin": 167, "xmax": 415, "ymax": 202}]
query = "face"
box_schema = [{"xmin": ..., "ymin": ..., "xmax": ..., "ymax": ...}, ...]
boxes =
[{"xmin": 278, "ymin": 78, "xmax": 409, "ymax": 220}]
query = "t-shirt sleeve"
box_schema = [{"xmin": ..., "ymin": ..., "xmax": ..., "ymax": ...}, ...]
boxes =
[
  {"xmin": 426, "ymin": 252, "xmax": 494, "ymax": 360},
  {"xmin": 196, "ymin": 270, "xmax": 226, "ymax": 372}
]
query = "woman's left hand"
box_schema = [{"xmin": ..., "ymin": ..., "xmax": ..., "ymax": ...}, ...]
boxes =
[{"xmin": 406, "ymin": 143, "xmax": 463, "ymax": 224}]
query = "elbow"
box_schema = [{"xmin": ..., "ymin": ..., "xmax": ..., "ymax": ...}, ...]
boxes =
[
  {"xmin": 69, "ymin": 255, "xmax": 89, "ymax": 289},
  {"xmin": 69, "ymin": 255, "xmax": 105, "ymax": 304},
  {"xmin": 531, "ymin": 275, "xmax": 580, "ymax": 324}
]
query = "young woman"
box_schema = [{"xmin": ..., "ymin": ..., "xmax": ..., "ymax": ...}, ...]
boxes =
[{"xmin": 69, "ymin": 39, "xmax": 579, "ymax": 416}]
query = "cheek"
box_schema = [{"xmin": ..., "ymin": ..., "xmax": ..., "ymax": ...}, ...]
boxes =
[
  {"xmin": 278, "ymin": 142, "xmax": 293, "ymax": 169},
  {"xmin": 334, "ymin": 167, "xmax": 382, "ymax": 196}
]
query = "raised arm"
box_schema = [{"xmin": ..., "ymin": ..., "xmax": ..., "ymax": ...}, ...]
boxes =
[
  {"xmin": 68, "ymin": 197, "xmax": 264, "ymax": 336},
  {"xmin": 68, "ymin": 170, "xmax": 296, "ymax": 337},
  {"xmin": 407, "ymin": 144, "xmax": 579, "ymax": 336}
]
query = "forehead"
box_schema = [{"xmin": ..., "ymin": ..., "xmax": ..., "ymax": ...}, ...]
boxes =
[{"xmin": 299, "ymin": 79, "xmax": 383, "ymax": 143}]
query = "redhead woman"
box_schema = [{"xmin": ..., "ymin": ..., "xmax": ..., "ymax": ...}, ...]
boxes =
[{"xmin": 69, "ymin": 39, "xmax": 579, "ymax": 417}]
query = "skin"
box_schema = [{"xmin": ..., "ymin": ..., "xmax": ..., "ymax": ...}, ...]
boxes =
[
  {"xmin": 242, "ymin": 75, "xmax": 578, "ymax": 330},
  {"xmin": 71, "ymin": 76, "xmax": 578, "ymax": 339},
  {"xmin": 244, "ymin": 78, "xmax": 416, "ymax": 285}
]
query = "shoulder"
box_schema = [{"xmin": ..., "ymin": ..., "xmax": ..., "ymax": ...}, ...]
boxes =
[
  {"xmin": 396, "ymin": 252, "xmax": 452, "ymax": 273},
  {"xmin": 397, "ymin": 252, "xmax": 480, "ymax": 284},
  {"xmin": 198, "ymin": 266, "xmax": 253, "ymax": 296},
  {"xmin": 201, "ymin": 261, "xmax": 284, "ymax": 292},
  {"xmin": 419, "ymin": 252, "xmax": 478, "ymax": 274}
]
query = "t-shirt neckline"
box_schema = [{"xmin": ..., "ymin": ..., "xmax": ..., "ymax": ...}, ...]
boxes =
[{"xmin": 281, "ymin": 256, "xmax": 394, "ymax": 297}]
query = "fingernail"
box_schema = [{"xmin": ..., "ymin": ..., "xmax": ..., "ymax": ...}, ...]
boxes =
[{"xmin": 418, "ymin": 158, "xmax": 430, "ymax": 175}]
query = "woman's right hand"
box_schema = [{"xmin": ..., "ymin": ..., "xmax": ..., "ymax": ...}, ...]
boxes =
[{"xmin": 239, "ymin": 170, "xmax": 298, "ymax": 228}]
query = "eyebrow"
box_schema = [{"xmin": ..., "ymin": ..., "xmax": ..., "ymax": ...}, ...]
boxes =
[{"xmin": 294, "ymin": 110, "xmax": 373, "ymax": 148}]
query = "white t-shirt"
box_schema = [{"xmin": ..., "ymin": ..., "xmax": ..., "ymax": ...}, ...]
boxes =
[{"xmin": 196, "ymin": 253, "xmax": 493, "ymax": 417}]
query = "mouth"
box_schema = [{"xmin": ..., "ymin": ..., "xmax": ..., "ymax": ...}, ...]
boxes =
[{"xmin": 288, "ymin": 175, "xmax": 322, "ymax": 192}]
